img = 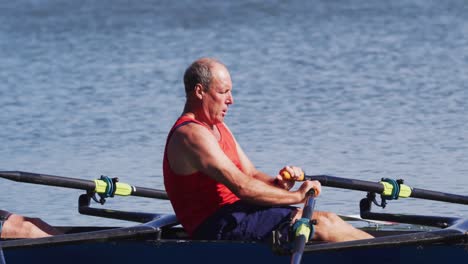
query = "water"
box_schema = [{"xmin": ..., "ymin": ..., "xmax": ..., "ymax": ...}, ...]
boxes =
[{"xmin": 1, "ymin": 0, "xmax": 467, "ymax": 226}]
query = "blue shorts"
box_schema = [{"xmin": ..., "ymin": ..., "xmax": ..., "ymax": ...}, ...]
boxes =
[
  {"xmin": 0, "ymin": 210, "xmax": 12, "ymax": 237},
  {"xmin": 192, "ymin": 201, "xmax": 296, "ymax": 242}
]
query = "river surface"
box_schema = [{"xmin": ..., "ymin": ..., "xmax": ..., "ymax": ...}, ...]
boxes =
[{"xmin": 1, "ymin": 0, "xmax": 467, "ymax": 226}]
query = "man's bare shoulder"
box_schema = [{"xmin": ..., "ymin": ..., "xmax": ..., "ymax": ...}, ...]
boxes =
[
  {"xmin": 169, "ymin": 122, "xmax": 218, "ymax": 151},
  {"xmin": 167, "ymin": 122, "xmax": 227, "ymax": 174},
  {"xmin": 172, "ymin": 122, "xmax": 209, "ymax": 140}
]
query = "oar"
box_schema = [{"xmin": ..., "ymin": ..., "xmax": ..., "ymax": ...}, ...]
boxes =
[
  {"xmin": 290, "ymin": 190, "xmax": 316, "ymax": 264},
  {"xmin": 0, "ymin": 171, "xmax": 168, "ymax": 200},
  {"xmin": 286, "ymin": 173, "xmax": 468, "ymax": 205},
  {"xmin": 280, "ymin": 170, "xmax": 318, "ymax": 263}
]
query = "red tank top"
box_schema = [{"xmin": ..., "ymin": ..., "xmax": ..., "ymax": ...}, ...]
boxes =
[{"xmin": 163, "ymin": 116, "xmax": 241, "ymax": 236}]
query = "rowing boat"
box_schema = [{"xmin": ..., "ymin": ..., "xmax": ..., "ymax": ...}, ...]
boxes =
[{"xmin": 1, "ymin": 171, "xmax": 467, "ymax": 264}]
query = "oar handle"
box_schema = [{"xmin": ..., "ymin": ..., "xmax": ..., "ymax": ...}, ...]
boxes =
[{"xmin": 279, "ymin": 169, "xmax": 305, "ymax": 181}]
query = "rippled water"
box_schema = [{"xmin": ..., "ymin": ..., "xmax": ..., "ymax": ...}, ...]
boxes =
[{"xmin": 1, "ymin": 0, "xmax": 467, "ymax": 226}]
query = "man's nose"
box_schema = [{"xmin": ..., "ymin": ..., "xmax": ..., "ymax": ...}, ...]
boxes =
[{"xmin": 227, "ymin": 92, "xmax": 234, "ymax": 104}]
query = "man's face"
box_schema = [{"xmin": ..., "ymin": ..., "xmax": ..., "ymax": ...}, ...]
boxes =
[{"xmin": 201, "ymin": 64, "xmax": 234, "ymax": 125}]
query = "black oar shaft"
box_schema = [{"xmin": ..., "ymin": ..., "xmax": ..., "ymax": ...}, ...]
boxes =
[
  {"xmin": 0, "ymin": 171, "xmax": 168, "ymax": 200},
  {"xmin": 131, "ymin": 186, "xmax": 168, "ymax": 199},
  {"xmin": 306, "ymin": 175, "xmax": 384, "ymax": 193},
  {"xmin": 302, "ymin": 196, "xmax": 316, "ymax": 219},
  {"xmin": 290, "ymin": 235, "xmax": 307, "ymax": 264},
  {"xmin": 304, "ymin": 174, "xmax": 468, "ymax": 205},
  {"xmin": 0, "ymin": 171, "xmax": 96, "ymax": 191},
  {"xmin": 291, "ymin": 193, "xmax": 316, "ymax": 264},
  {"xmin": 411, "ymin": 188, "xmax": 468, "ymax": 204}
]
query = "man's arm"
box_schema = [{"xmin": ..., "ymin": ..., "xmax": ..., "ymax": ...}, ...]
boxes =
[
  {"xmin": 166, "ymin": 123, "xmax": 316, "ymax": 205},
  {"xmin": 225, "ymin": 125, "xmax": 299, "ymax": 190}
]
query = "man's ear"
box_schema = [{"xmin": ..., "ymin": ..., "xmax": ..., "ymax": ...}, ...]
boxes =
[{"xmin": 194, "ymin": 84, "xmax": 204, "ymax": 100}]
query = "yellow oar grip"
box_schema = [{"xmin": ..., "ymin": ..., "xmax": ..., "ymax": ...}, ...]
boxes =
[
  {"xmin": 94, "ymin": 179, "xmax": 107, "ymax": 193},
  {"xmin": 399, "ymin": 184, "xmax": 412, "ymax": 197},
  {"xmin": 381, "ymin": 181, "xmax": 412, "ymax": 198},
  {"xmin": 94, "ymin": 180, "xmax": 133, "ymax": 196},
  {"xmin": 280, "ymin": 169, "xmax": 305, "ymax": 181},
  {"xmin": 295, "ymin": 223, "xmax": 311, "ymax": 238}
]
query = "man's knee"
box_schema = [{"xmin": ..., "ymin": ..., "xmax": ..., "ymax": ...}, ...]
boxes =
[
  {"xmin": 4, "ymin": 214, "xmax": 43, "ymax": 238},
  {"xmin": 293, "ymin": 210, "xmax": 341, "ymax": 227},
  {"xmin": 314, "ymin": 211, "xmax": 342, "ymax": 226}
]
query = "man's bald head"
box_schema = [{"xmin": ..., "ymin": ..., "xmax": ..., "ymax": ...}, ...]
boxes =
[{"xmin": 183, "ymin": 58, "xmax": 227, "ymax": 95}]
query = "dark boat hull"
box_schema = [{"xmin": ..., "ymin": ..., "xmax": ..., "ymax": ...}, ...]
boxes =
[{"xmin": 3, "ymin": 238, "xmax": 468, "ymax": 264}]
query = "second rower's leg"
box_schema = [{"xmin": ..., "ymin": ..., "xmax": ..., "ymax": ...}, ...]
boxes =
[{"xmin": 1, "ymin": 213, "xmax": 62, "ymax": 239}]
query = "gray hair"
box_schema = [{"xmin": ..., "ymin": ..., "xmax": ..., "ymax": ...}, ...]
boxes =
[{"xmin": 183, "ymin": 58, "xmax": 224, "ymax": 95}]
